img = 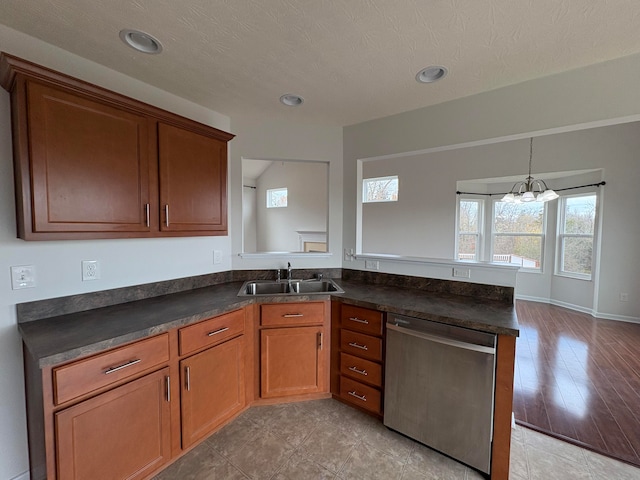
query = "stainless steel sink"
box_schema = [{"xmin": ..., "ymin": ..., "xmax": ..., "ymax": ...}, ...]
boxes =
[{"xmin": 238, "ymin": 279, "xmax": 344, "ymax": 296}]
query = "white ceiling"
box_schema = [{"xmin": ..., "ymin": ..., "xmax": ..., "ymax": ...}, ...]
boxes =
[{"xmin": 1, "ymin": 1, "xmax": 639, "ymax": 126}]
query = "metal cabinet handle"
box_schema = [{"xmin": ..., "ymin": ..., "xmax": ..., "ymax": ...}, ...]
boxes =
[
  {"xmin": 145, "ymin": 204, "xmax": 150, "ymax": 227},
  {"xmin": 164, "ymin": 205, "xmax": 169, "ymax": 227},
  {"xmin": 165, "ymin": 376, "xmax": 171, "ymax": 402},
  {"xmin": 283, "ymin": 313, "xmax": 304, "ymax": 318},
  {"xmin": 348, "ymin": 317, "xmax": 369, "ymax": 325},
  {"xmin": 185, "ymin": 366, "xmax": 191, "ymax": 391},
  {"xmin": 104, "ymin": 359, "xmax": 141, "ymax": 375},
  {"xmin": 348, "ymin": 391, "xmax": 367, "ymax": 402},
  {"xmin": 348, "ymin": 342, "xmax": 368, "ymax": 351},
  {"xmin": 318, "ymin": 332, "xmax": 323, "ymax": 349},
  {"xmin": 207, "ymin": 327, "xmax": 229, "ymax": 337},
  {"xmin": 348, "ymin": 366, "xmax": 368, "ymax": 376}
]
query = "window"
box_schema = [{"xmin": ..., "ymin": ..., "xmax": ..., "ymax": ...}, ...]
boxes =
[
  {"xmin": 363, "ymin": 175, "xmax": 398, "ymax": 203},
  {"xmin": 457, "ymin": 199, "xmax": 483, "ymax": 261},
  {"xmin": 492, "ymin": 201, "xmax": 545, "ymax": 270},
  {"xmin": 266, "ymin": 187, "xmax": 287, "ymax": 208},
  {"xmin": 557, "ymin": 194, "xmax": 597, "ymax": 279}
]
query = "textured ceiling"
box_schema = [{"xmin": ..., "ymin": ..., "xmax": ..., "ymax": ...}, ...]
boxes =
[{"xmin": 1, "ymin": 1, "xmax": 640, "ymax": 126}]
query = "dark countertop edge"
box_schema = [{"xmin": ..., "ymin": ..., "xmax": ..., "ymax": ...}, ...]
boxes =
[{"xmin": 20, "ymin": 281, "xmax": 518, "ymax": 368}]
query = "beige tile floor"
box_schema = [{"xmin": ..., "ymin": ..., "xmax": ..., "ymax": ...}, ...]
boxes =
[{"xmin": 154, "ymin": 399, "xmax": 640, "ymax": 480}]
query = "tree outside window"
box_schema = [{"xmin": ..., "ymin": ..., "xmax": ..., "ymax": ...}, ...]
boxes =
[
  {"xmin": 266, "ymin": 187, "xmax": 287, "ymax": 208},
  {"xmin": 492, "ymin": 201, "xmax": 544, "ymax": 269},
  {"xmin": 363, "ymin": 176, "xmax": 398, "ymax": 203},
  {"xmin": 457, "ymin": 199, "xmax": 482, "ymax": 260},
  {"xmin": 558, "ymin": 194, "xmax": 596, "ymax": 278}
]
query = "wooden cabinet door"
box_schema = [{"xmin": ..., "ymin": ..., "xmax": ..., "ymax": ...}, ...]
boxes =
[
  {"xmin": 261, "ymin": 326, "xmax": 325, "ymax": 398},
  {"xmin": 26, "ymin": 80, "xmax": 152, "ymax": 235},
  {"xmin": 158, "ymin": 122, "xmax": 227, "ymax": 233},
  {"xmin": 55, "ymin": 368, "xmax": 171, "ymax": 480},
  {"xmin": 180, "ymin": 336, "xmax": 245, "ymax": 448}
]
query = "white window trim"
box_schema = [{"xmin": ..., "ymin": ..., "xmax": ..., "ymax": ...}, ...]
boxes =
[
  {"xmin": 362, "ymin": 175, "xmax": 399, "ymax": 203},
  {"xmin": 555, "ymin": 193, "xmax": 597, "ymax": 281}
]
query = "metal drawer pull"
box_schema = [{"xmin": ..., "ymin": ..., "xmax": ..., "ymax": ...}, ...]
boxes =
[
  {"xmin": 185, "ymin": 366, "xmax": 191, "ymax": 391},
  {"xmin": 104, "ymin": 359, "xmax": 141, "ymax": 375},
  {"xmin": 348, "ymin": 366, "xmax": 368, "ymax": 376},
  {"xmin": 145, "ymin": 204, "xmax": 150, "ymax": 227},
  {"xmin": 165, "ymin": 376, "xmax": 171, "ymax": 402},
  {"xmin": 348, "ymin": 342, "xmax": 368, "ymax": 351},
  {"xmin": 207, "ymin": 327, "xmax": 229, "ymax": 337},
  {"xmin": 164, "ymin": 205, "xmax": 169, "ymax": 227},
  {"xmin": 348, "ymin": 391, "xmax": 367, "ymax": 402},
  {"xmin": 348, "ymin": 317, "xmax": 369, "ymax": 325},
  {"xmin": 283, "ymin": 313, "xmax": 304, "ymax": 318}
]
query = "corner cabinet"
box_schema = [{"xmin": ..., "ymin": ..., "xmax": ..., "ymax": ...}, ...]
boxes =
[
  {"xmin": 178, "ymin": 309, "xmax": 246, "ymax": 449},
  {"xmin": 259, "ymin": 302, "xmax": 329, "ymax": 399},
  {"xmin": 0, "ymin": 53, "xmax": 233, "ymax": 240}
]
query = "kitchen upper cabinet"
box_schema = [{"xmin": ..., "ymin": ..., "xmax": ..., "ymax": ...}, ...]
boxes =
[
  {"xmin": 0, "ymin": 53, "xmax": 234, "ymax": 240},
  {"xmin": 158, "ymin": 122, "xmax": 227, "ymax": 233},
  {"xmin": 26, "ymin": 81, "xmax": 152, "ymax": 236}
]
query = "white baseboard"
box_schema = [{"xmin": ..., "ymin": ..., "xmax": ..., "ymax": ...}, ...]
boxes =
[
  {"xmin": 10, "ymin": 471, "xmax": 30, "ymax": 480},
  {"xmin": 515, "ymin": 295, "xmax": 640, "ymax": 324}
]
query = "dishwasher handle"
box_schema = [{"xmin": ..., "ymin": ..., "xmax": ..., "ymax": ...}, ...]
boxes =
[{"xmin": 387, "ymin": 323, "xmax": 496, "ymax": 355}]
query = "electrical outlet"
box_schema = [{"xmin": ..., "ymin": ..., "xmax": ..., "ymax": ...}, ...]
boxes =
[
  {"xmin": 82, "ymin": 260, "xmax": 100, "ymax": 281},
  {"xmin": 11, "ymin": 265, "xmax": 36, "ymax": 289},
  {"xmin": 213, "ymin": 250, "xmax": 222, "ymax": 265},
  {"xmin": 619, "ymin": 293, "xmax": 629, "ymax": 302},
  {"xmin": 453, "ymin": 267, "xmax": 471, "ymax": 279},
  {"xmin": 365, "ymin": 260, "xmax": 379, "ymax": 270}
]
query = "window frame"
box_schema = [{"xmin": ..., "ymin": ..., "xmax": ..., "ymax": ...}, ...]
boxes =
[
  {"xmin": 455, "ymin": 197, "xmax": 484, "ymax": 262},
  {"xmin": 266, "ymin": 187, "xmax": 288, "ymax": 208},
  {"xmin": 490, "ymin": 199, "xmax": 547, "ymax": 272},
  {"xmin": 362, "ymin": 175, "xmax": 399, "ymax": 203},
  {"xmin": 555, "ymin": 192, "xmax": 598, "ymax": 281}
]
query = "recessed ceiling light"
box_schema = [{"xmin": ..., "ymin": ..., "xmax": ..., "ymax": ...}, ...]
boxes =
[
  {"xmin": 119, "ymin": 29, "xmax": 163, "ymax": 54},
  {"xmin": 415, "ymin": 65, "xmax": 448, "ymax": 83},
  {"xmin": 279, "ymin": 94, "xmax": 304, "ymax": 107}
]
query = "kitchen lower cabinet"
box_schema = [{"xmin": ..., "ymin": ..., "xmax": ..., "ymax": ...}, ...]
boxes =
[
  {"xmin": 180, "ymin": 336, "xmax": 245, "ymax": 448},
  {"xmin": 55, "ymin": 368, "xmax": 171, "ymax": 480},
  {"xmin": 332, "ymin": 304, "xmax": 385, "ymax": 416},
  {"xmin": 260, "ymin": 325, "xmax": 325, "ymax": 398}
]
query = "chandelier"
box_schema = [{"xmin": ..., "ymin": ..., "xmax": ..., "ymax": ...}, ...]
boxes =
[{"xmin": 501, "ymin": 138, "xmax": 559, "ymax": 203}]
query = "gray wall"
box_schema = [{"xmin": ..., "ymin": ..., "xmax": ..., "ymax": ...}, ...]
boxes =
[{"xmin": 344, "ymin": 53, "xmax": 640, "ymax": 321}]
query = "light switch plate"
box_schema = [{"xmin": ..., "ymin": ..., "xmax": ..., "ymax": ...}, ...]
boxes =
[
  {"xmin": 213, "ymin": 250, "xmax": 222, "ymax": 264},
  {"xmin": 453, "ymin": 267, "xmax": 471, "ymax": 279},
  {"xmin": 11, "ymin": 265, "xmax": 36, "ymax": 289}
]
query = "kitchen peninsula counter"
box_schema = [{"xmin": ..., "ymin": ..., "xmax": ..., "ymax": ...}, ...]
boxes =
[{"xmin": 18, "ymin": 273, "xmax": 518, "ymax": 367}]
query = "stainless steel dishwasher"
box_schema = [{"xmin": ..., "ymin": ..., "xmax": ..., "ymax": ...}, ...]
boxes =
[{"xmin": 384, "ymin": 314, "xmax": 497, "ymax": 475}]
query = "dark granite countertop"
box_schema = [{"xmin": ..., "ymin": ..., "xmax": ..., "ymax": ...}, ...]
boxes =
[{"xmin": 19, "ymin": 278, "xmax": 518, "ymax": 368}]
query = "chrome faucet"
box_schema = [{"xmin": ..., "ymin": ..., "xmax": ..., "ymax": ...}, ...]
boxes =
[
  {"xmin": 276, "ymin": 269, "xmax": 281, "ymax": 283},
  {"xmin": 287, "ymin": 262, "xmax": 292, "ymax": 281}
]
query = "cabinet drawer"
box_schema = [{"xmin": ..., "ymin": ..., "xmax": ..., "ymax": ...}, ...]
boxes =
[
  {"xmin": 261, "ymin": 302, "xmax": 325, "ymax": 327},
  {"xmin": 341, "ymin": 305, "xmax": 383, "ymax": 336},
  {"xmin": 340, "ymin": 330, "xmax": 383, "ymax": 362},
  {"xmin": 339, "ymin": 376, "xmax": 381, "ymax": 414},
  {"xmin": 179, "ymin": 309, "xmax": 244, "ymax": 356},
  {"xmin": 340, "ymin": 352, "xmax": 382, "ymax": 387},
  {"xmin": 53, "ymin": 334, "xmax": 169, "ymax": 405}
]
